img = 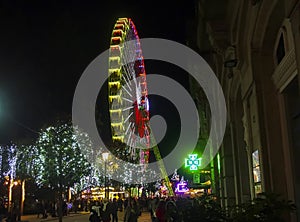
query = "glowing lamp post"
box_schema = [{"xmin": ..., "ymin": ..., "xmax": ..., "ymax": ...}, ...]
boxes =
[{"xmin": 102, "ymin": 152, "xmax": 109, "ymax": 199}]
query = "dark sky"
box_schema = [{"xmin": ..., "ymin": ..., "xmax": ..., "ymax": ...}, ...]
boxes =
[{"xmin": 0, "ymin": 0, "xmax": 195, "ymax": 144}]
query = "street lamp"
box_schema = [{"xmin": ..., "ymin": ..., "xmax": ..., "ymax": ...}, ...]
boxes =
[
  {"xmin": 6, "ymin": 177, "xmax": 25, "ymax": 221},
  {"xmin": 102, "ymin": 152, "xmax": 109, "ymax": 199}
]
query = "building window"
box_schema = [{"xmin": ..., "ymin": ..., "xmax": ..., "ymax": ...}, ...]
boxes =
[
  {"xmin": 252, "ymin": 150, "xmax": 262, "ymax": 195},
  {"xmin": 276, "ymin": 33, "xmax": 285, "ymax": 64}
]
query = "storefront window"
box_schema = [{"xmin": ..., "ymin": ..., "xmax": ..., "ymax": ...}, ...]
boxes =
[{"xmin": 252, "ymin": 150, "xmax": 262, "ymax": 195}]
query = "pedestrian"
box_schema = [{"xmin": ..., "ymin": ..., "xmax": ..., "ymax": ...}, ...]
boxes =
[
  {"xmin": 43, "ymin": 201, "xmax": 48, "ymax": 218},
  {"xmin": 73, "ymin": 199, "xmax": 79, "ymax": 213},
  {"xmin": 89, "ymin": 209, "xmax": 100, "ymax": 222},
  {"xmin": 36, "ymin": 200, "xmax": 44, "ymax": 218},
  {"xmin": 124, "ymin": 198, "xmax": 128, "ymax": 209},
  {"xmin": 155, "ymin": 200, "xmax": 166, "ymax": 222},
  {"xmin": 111, "ymin": 198, "xmax": 118, "ymax": 222},
  {"xmin": 117, "ymin": 198, "xmax": 123, "ymax": 212},
  {"xmin": 124, "ymin": 198, "xmax": 139, "ymax": 222},
  {"xmin": 165, "ymin": 200, "xmax": 178, "ymax": 222},
  {"xmin": 150, "ymin": 197, "xmax": 159, "ymax": 222},
  {"xmin": 62, "ymin": 200, "xmax": 68, "ymax": 216},
  {"xmin": 0, "ymin": 199, "xmax": 6, "ymax": 222},
  {"xmin": 91, "ymin": 201, "xmax": 101, "ymax": 218},
  {"xmin": 100, "ymin": 198, "xmax": 112, "ymax": 222}
]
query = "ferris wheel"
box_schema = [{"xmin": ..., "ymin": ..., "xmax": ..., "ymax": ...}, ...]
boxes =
[
  {"xmin": 108, "ymin": 18, "xmax": 150, "ymax": 164},
  {"xmin": 108, "ymin": 18, "xmax": 174, "ymax": 196}
]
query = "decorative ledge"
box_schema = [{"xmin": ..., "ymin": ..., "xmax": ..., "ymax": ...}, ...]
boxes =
[{"xmin": 272, "ymin": 48, "xmax": 297, "ymax": 91}]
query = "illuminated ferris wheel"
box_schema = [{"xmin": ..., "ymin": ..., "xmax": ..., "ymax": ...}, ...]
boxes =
[
  {"xmin": 107, "ymin": 18, "xmax": 174, "ymax": 195},
  {"xmin": 108, "ymin": 18, "xmax": 150, "ymax": 164}
]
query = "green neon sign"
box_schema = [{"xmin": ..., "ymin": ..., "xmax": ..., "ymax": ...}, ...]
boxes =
[{"xmin": 185, "ymin": 154, "xmax": 201, "ymax": 171}]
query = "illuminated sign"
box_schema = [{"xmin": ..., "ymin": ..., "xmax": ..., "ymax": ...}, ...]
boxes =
[
  {"xmin": 185, "ymin": 154, "xmax": 201, "ymax": 171},
  {"xmin": 175, "ymin": 181, "xmax": 189, "ymax": 193},
  {"xmin": 193, "ymin": 173, "xmax": 200, "ymax": 184}
]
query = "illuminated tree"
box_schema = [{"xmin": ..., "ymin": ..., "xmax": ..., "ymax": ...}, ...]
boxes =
[
  {"xmin": 0, "ymin": 144, "xmax": 17, "ymax": 197},
  {"xmin": 16, "ymin": 144, "xmax": 38, "ymax": 180},
  {"xmin": 35, "ymin": 122, "xmax": 92, "ymax": 222},
  {"xmin": 0, "ymin": 144, "xmax": 17, "ymax": 178}
]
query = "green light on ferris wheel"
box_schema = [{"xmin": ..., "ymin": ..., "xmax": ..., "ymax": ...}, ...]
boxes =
[{"xmin": 185, "ymin": 154, "xmax": 201, "ymax": 171}]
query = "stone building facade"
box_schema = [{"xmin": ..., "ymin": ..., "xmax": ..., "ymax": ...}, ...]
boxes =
[{"xmin": 188, "ymin": 0, "xmax": 300, "ymax": 221}]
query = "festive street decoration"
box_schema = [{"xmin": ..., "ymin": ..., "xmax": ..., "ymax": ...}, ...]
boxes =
[
  {"xmin": 171, "ymin": 169, "xmax": 180, "ymax": 182},
  {"xmin": 175, "ymin": 177, "xmax": 189, "ymax": 193}
]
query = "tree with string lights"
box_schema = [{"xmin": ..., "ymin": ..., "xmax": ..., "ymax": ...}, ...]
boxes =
[
  {"xmin": 34, "ymin": 122, "xmax": 92, "ymax": 222},
  {"xmin": 0, "ymin": 144, "xmax": 17, "ymax": 206}
]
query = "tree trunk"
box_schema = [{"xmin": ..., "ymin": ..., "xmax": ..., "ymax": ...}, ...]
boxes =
[{"xmin": 58, "ymin": 188, "xmax": 63, "ymax": 222}]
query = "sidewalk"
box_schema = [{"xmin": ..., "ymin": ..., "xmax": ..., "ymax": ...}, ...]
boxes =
[
  {"xmin": 138, "ymin": 211, "xmax": 151, "ymax": 222},
  {"xmin": 2, "ymin": 211, "xmax": 90, "ymax": 222},
  {"xmin": 2, "ymin": 210, "xmax": 151, "ymax": 222}
]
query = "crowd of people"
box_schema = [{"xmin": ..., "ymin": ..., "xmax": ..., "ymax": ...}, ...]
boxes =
[
  {"xmin": 0, "ymin": 200, "xmax": 22, "ymax": 222},
  {"xmin": 88, "ymin": 196, "xmax": 210, "ymax": 222},
  {"xmin": 0, "ymin": 195, "xmax": 218, "ymax": 222},
  {"xmin": 148, "ymin": 196, "xmax": 200, "ymax": 222},
  {"xmin": 35, "ymin": 199, "xmax": 72, "ymax": 218},
  {"xmin": 89, "ymin": 197, "xmax": 125, "ymax": 222}
]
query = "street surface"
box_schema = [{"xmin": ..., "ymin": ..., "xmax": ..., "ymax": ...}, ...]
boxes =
[{"xmin": 2, "ymin": 210, "xmax": 152, "ymax": 222}]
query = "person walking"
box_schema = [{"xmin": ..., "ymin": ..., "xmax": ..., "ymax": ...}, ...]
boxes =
[
  {"xmin": 117, "ymin": 198, "xmax": 123, "ymax": 212},
  {"xmin": 124, "ymin": 198, "xmax": 139, "ymax": 222},
  {"xmin": 89, "ymin": 209, "xmax": 100, "ymax": 222},
  {"xmin": 150, "ymin": 197, "xmax": 159, "ymax": 222},
  {"xmin": 111, "ymin": 198, "xmax": 118, "ymax": 222},
  {"xmin": 100, "ymin": 198, "xmax": 112, "ymax": 222},
  {"xmin": 36, "ymin": 200, "xmax": 44, "ymax": 218},
  {"xmin": 165, "ymin": 200, "xmax": 178, "ymax": 222},
  {"xmin": 155, "ymin": 200, "xmax": 167, "ymax": 222},
  {"xmin": 0, "ymin": 199, "xmax": 6, "ymax": 222}
]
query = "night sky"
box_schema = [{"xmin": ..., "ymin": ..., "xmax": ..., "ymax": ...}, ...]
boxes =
[{"xmin": 0, "ymin": 0, "xmax": 195, "ymax": 145}]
